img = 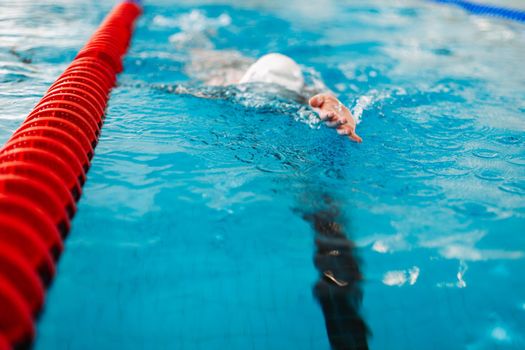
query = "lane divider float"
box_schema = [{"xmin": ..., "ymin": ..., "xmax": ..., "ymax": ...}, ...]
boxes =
[
  {"xmin": 431, "ymin": 0, "xmax": 525, "ymax": 22},
  {"xmin": 0, "ymin": 1, "xmax": 142, "ymax": 348}
]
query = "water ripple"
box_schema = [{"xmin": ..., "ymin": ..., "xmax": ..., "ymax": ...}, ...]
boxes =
[
  {"xmin": 499, "ymin": 180, "xmax": 525, "ymax": 196},
  {"xmin": 472, "ymin": 148, "xmax": 499, "ymax": 159},
  {"xmin": 474, "ymin": 169, "xmax": 505, "ymax": 182}
]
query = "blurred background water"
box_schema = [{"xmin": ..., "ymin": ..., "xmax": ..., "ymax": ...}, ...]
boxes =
[{"xmin": 1, "ymin": 0, "xmax": 524, "ymax": 349}]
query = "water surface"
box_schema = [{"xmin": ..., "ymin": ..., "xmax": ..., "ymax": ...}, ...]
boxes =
[{"xmin": 0, "ymin": 0, "xmax": 524, "ymax": 349}]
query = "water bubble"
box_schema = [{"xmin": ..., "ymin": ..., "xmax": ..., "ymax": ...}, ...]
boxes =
[
  {"xmin": 495, "ymin": 135, "xmax": 522, "ymax": 145},
  {"xmin": 461, "ymin": 131, "xmax": 487, "ymax": 140},
  {"xmin": 499, "ymin": 180, "xmax": 525, "ymax": 195},
  {"xmin": 475, "ymin": 169, "xmax": 504, "ymax": 181},
  {"xmin": 472, "ymin": 149, "xmax": 499, "ymax": 159}
]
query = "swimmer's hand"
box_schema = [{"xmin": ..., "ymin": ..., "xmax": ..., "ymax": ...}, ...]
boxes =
[{"xmin": 309, "ymin": 93, "xmax": 362, "ymax": 143}]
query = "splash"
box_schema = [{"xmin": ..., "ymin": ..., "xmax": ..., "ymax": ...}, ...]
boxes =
[
  {"xmin": 351, "ymin": 88, "xmax": 395, "ymax": 124},
  {"xmin": 456, "ymin": 260, "xmax": 468, "ymax": 288},
  {"xmin": 155, "ymin": 82, "xmax": 322, "ymax": 129},
  {"xmin": 152, "ymin": 10, "xmax": 232, "ymax": 49},
  {"xmin": 382, "ymin": 266, "xmax": 420, "ymax": 286}
]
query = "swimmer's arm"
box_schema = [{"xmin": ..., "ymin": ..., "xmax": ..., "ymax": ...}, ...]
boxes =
[{"xmin": 309, "ymin": 93, "xmax": 362, "ymax": 143}]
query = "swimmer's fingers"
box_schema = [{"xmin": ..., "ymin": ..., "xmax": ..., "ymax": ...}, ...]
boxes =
[
  {"xmin": 320, "ymin": 111, "xmax": 336, "ymax": 121},
  {"xmin": 337, "ymin": 125, "xmax": 363, "ymax": 143},
  {"xmin": 326, "ymin": 118, "xmax": 346, "ymax": 128},
  {"xmin": 325, "ymin": 114, "xmax": 348, "ymax": 128},
  {"xmin": 309, "ymin": 94, "xmax": 325, "ymax": 108},
  {"xmin": 349, "ymin": 131, "xmax": 363, "ymax": 143},
  {"xmin": 336, "ymin": 127, "xmax": 348, "ymax": 135}
]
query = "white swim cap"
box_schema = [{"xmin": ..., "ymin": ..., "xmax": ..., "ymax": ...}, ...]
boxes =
[{"xmin": 239, "ymin": 53, "xmax": 304, "ymax": 94}]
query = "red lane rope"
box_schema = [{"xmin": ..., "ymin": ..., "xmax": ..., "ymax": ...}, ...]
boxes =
[{"xmin": 0, "ymin": 1, "xmax": 142, "ymax": 348}]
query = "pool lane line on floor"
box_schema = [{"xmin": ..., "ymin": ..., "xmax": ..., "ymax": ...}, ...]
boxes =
[
  {"xmin": 0, "ymin": 1, "xmax": 142, "ymax": 348},
  {"xmin": 430, "ymin": 0, "xmax": 525, "ymax": 22}
]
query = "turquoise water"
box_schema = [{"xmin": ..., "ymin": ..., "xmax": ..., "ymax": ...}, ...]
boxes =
[{"xmin": 1, "ymin": 0, "xmax": 525, "ymax": 349}]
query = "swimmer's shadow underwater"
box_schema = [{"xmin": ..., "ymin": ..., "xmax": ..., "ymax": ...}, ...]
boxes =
[{"xmin": 299, "ymin": 194, "xmax": 370, "ymax": 350}]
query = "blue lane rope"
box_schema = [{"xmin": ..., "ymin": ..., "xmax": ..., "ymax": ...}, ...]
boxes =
[{"xmin": 431, "ymin": 0, "xmax": 525, "ymax": 23}]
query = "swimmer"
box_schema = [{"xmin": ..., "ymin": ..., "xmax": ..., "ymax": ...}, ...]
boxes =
[
  {"xmin": 240, "ymin": 53, "xmax": 362, "ymax": 143},
  {"xmin": 186, "ymin": 51, "xmax": 363, "ymax": 143}
]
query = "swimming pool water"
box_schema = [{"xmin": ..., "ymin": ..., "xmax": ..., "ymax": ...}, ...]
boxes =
[{"xmin": 1, "ymin": 0, "xmax": 524, "ymax": 349}]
